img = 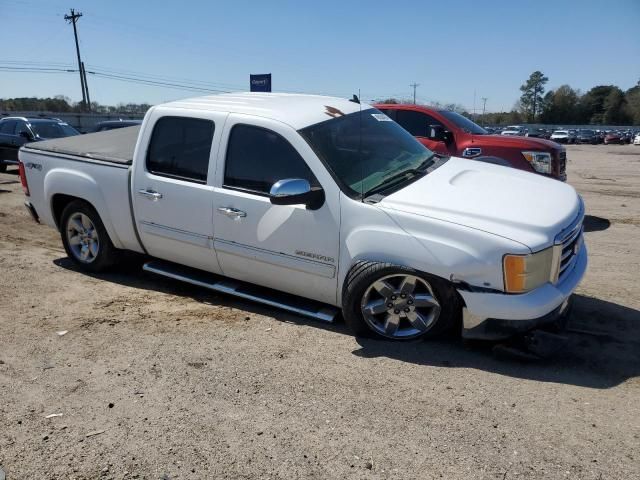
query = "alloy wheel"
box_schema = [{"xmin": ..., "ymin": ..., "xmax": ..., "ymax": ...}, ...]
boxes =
[
  {"xmin": 66, "ymin": 212, "xmax": 100, "ymax": 263},
  {"xmin": 360, "ymin": 274, "xmax": 441, "ymax": 339}
]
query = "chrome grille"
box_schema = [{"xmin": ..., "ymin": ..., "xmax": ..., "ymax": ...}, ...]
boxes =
[
  {"xmin": 553, "ymin": 199, "xmax": 584, "ymax": 284},
  {"xmin": 558, "ymin": 151, "xmax": 567, "ymax": 175},
  {"xmin": 558, "ymin": 225, "xmax": 582, "ymax": 280}
]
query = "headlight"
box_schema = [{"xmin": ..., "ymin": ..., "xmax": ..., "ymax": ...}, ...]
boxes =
[
  {"xmin": 503, "ymin": 247, "xmax": 556, "ymax": 293},
  {"xmin": 522, "ymin": 151, "xmax": 552, "ymax": 174}
]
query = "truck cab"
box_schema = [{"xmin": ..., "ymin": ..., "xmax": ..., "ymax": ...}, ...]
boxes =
[{"xmin": 375, "ymin": 104, "xmax": 567, "ymax": 181}]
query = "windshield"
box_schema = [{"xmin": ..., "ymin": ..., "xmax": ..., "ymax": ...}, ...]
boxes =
[
  {"xmin": 438, "ymin": 110, "xmax": 487, "ymax": 134},
  {"xmin": 299, "ymin": 108, "xmax": 439, "ymax": 199},
  {"xmin": 580, "ymin": 130, "xmax": 594, "ymax": 135},
  {"xmin": 31, "ymin": 122, "xmax": 79, "ymax": 138},
  {"xmin": 554, "ymin": 130, "xmax": 568, "ymax": 135}
]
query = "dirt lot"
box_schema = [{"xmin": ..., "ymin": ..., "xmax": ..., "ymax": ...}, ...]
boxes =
[{"xmin": 1, "ymin": 144, "xmax": 639, "ymax": 480}]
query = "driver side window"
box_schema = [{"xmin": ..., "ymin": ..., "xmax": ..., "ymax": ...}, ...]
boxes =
[
  {"xmin": 15, "ymin": 120, "xmax": 29, "ymax": 136},
  {"xmin": 224, "ymin": 124, "xmax": 318, "ymax": 195},
  {"xmin": 395, "ymin": 110, "xmax": 444, "ymax": 139}
]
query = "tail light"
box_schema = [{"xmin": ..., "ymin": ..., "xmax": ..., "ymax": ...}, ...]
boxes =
[{"xmin": 19, "ymin": 161, "xmax": 30, "ymax": 196}]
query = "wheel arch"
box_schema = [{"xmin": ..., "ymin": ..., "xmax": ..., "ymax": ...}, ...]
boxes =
[
  {"xmin": 341, "ymin": 258, "xmax": 464, "ymax": 306},
  {"xmin": 45, "ymin": 169, "xmax": 124, "ymax": 248}
]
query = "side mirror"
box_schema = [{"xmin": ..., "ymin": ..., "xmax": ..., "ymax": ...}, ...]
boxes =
[
  {"xmin": 429, "ymin": 125, "xmax": 452, "ymax": 144},
  {"xmin": 18, "ymin": 130, "xmax": 33, "ymax": 141},
  {"xmin": 269, "ymin": 178, "xmax": 324, "ymax": 210}
]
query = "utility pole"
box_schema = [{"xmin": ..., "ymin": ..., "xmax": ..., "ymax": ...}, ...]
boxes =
[
  {"xmin": 481, "ymin": 97, "xmax": 488, "ymax": 124},
  {"xmin": 409, "ymin": 82, "xmax": 420, "ymax": 104},
  {"xmin": 81, "ymin": 61, "xmax": 91, "ymax": 108},
  {"xmin": 64, "ymin": 9, "xmax": 90, "ymax": 112}
]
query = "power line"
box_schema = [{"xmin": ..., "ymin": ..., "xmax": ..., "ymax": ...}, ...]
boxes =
[
  {"xmin": 86, "ymin": 71, "xmax": 231, "ymax": 94},
  {"xmin": 0, "ymin": 66, "xmax": 76, "ymax": 73},
  {"xmin": 86, "ymin": 65, "xmax": 245, "ymax": 91},
  {"xmin": 0, "ymin": 60, "xmax": 74, "ymax": 67}
]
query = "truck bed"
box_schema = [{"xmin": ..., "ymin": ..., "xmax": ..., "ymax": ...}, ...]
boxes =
[{"xmin": 23, "ymin": 125, "xmax": 140, "ymax": 165}]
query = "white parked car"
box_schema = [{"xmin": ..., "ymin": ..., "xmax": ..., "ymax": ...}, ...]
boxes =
[
  {"xmin": 19, "ymin": 93, "xmax": 587, "ymax": 342},
  {"xmin": 634, "ymin": 133, "xmax": 640, "ymax": 145},
  {"xmin": 551, "ymin": 130, "xmax": 572, "ymax": 144},
  {"xmin": 501, "ymin": 125, "xmax": 525, "ymax": 136}
]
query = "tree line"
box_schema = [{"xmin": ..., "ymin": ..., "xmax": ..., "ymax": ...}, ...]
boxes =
[
  {"xmin": 0, "ymin": 95, "xmax": 151, "ymax": 115},
  {"xmin": 3, "ymin": 74, "xmax": 640, "ymax": 126},
  {"xmin": 481, "ymin": 72, "xmax": 640, "ymax": 126}
]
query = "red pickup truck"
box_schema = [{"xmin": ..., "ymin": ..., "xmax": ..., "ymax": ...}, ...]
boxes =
[{"xmin": 375, "ymin": 104, "xmax": 567, "ymax": 181}]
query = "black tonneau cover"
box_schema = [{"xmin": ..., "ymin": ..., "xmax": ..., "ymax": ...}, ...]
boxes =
[{"xmin": 23, "ymin": 125, "xmax": 141, "ymax": 165}]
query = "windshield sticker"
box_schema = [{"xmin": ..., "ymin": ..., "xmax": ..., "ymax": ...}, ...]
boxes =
[
  {"xmin": 324, "ymin": 106, "xmax": 345, "ymax": 118},
  {"xmin": 371, "ymin": 113, "xmax": 392, "ymax": 122}
]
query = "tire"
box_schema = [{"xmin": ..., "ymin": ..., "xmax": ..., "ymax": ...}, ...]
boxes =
[
  {"xmin": 342, "ymin": 261, "xmax": 460, "ymax": 340},
  {"xmin": 60, "ymin": 200, "xmax": 119, "ymax": 272},
  {"xmin": 0, "ymin": 162, "xmax": 6, "ymax": 173}
]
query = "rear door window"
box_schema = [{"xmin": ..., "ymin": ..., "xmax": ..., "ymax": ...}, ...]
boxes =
[
  {"xmin": 0, "ymin": 120, "xmax": 17, "ymax": 135},
  {"xmin": 15, "ymin": 120, "xmax": 29, "ymax": 135},
  {"xmin": 146, "ymin": 117, "xmax": 215, "ymax": 183},
  {"xmin": 395, "ymin": 110, "xmax": 444, "ymax": 138},
  {"xmin": 223, "ymin": 124, "xmax": 318, "ymax": 195}
]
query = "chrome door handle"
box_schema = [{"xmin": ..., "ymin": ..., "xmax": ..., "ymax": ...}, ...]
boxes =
[
  {"xmin": 138, "ymin": 189, "xmax": 163, "ymax": 201},
  {"xmin": 217, "ymin": 207, "xmax": 246, "ymax": 218}
]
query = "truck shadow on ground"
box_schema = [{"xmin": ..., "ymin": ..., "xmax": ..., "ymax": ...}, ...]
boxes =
[
  {"xmin": 55, "ymin": 257, "xmax": 639, "ymax": 390},
  {"xmin": 583, "ymin": 215, "xmax": 611, "ymax": 232},
  {"xmin": 353, "ymin": 294, "xmax": 640, "ymax": 389}
]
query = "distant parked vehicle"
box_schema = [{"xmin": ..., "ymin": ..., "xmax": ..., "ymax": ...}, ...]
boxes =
[
  {"xmin": 374, "ymin": 104, "xmax": 567, "ymax": 180},
  {"xmin": 604, "ymin": 132, "xmax": 623, "ymax": 144},
  {"xmin": 576, "ymin": 129, "xmax": 598, "ymax": 144},
  {"xmin": 92, "ymin": 120, "xmax": 142, "ymax": 133},
  {"xmin": 0, "ymin": 116, "xmax": 80, "ymax": 172},
  {"xmin": 501, "ymin": 125, "xmax": 526, "ymax": 136},
  {"xmin": 633, "ymin": 133, "xmax": 640, "ymax": 145},
  {"xmin": 550, "ymin": 130, "xmax": 571, "ymax": 144},
  {"xmin": 525, "ymin": 128, "xmax": 548, "ymax": 139}
]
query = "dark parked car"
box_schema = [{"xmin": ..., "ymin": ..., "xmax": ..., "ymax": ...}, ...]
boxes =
[
  {"xmin": 0, "ymin": 117, "xmax": 80, "ymax": 171},
  {"xmin": 576, "ymin": 129, "xmax": 598, "ymax": 144},
  {"xmin": 92, "ymin": 119, "xmax": 142, "ymax": 132},
  {"xmin": 604, "ymin": 131, "xmax": 623, "ymax": 144},
  {"xmin": 525, "ymin": 128, "xmax": 549, "ymax": 139}
]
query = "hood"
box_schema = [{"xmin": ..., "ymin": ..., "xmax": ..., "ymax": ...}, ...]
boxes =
[
  {"xmin": 378, "ymin": 157, "xmax": 581, "ymax": 250},
  {"xmin": 481, "ymin": 134, "xmax": 560, "ymax": 151}
]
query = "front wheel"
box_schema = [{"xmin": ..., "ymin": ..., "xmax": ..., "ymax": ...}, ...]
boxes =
[
  {"xmin": 60, "ymin": 200, "xmax": 119, "ymax": 272},
  {"xmin": 342, "ymin": 261, "xmax": 460, "ymax": 340}
]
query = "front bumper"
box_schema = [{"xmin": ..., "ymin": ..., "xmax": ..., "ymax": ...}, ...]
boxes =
[{"xmin": 458, "ymin": 244, "xmax": 587, "ymax": 340}]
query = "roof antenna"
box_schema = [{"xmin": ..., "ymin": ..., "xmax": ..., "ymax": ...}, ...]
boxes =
[{"xmin": 357, "ymin": 89, "xmax": 364, "ymax": 202}]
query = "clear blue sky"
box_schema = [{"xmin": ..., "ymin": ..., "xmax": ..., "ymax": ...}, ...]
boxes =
[{"xmin": 1, "ymin": 0, "xmax": 639, "ymax": 112}]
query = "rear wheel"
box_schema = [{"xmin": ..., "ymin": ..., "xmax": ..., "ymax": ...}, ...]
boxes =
[
  {"xmin": 342, "ymin": 261, "xmax": 459, "ymax": 340},
  {"xmin": 0, "ymin": 162, "xmax": 6, "ymax": 173},
  {"xmin": 60, "ymin": 200, "xmax": 118, "ymax": 272}
]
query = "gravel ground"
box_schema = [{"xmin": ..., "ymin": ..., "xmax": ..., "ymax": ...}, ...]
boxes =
[{"xmin": 0, "ymin": 144, "xmax": 639, "ymax": 480}]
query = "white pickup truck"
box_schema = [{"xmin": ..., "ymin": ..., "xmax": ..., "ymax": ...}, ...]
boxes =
[{"xmin": 19, "ymin": 93, "xmax": 587, "ymax": 342}]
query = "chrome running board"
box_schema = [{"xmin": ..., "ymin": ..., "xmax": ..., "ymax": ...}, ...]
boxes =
[{"xmin": 142, "ymin": 260, "xmax": 337, "ymax": 323}]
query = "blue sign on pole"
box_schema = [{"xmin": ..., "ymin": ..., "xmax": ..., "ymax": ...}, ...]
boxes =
[{"xmin": 250, "ymin": 74, "xmax": 272, "ymax": 92}]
